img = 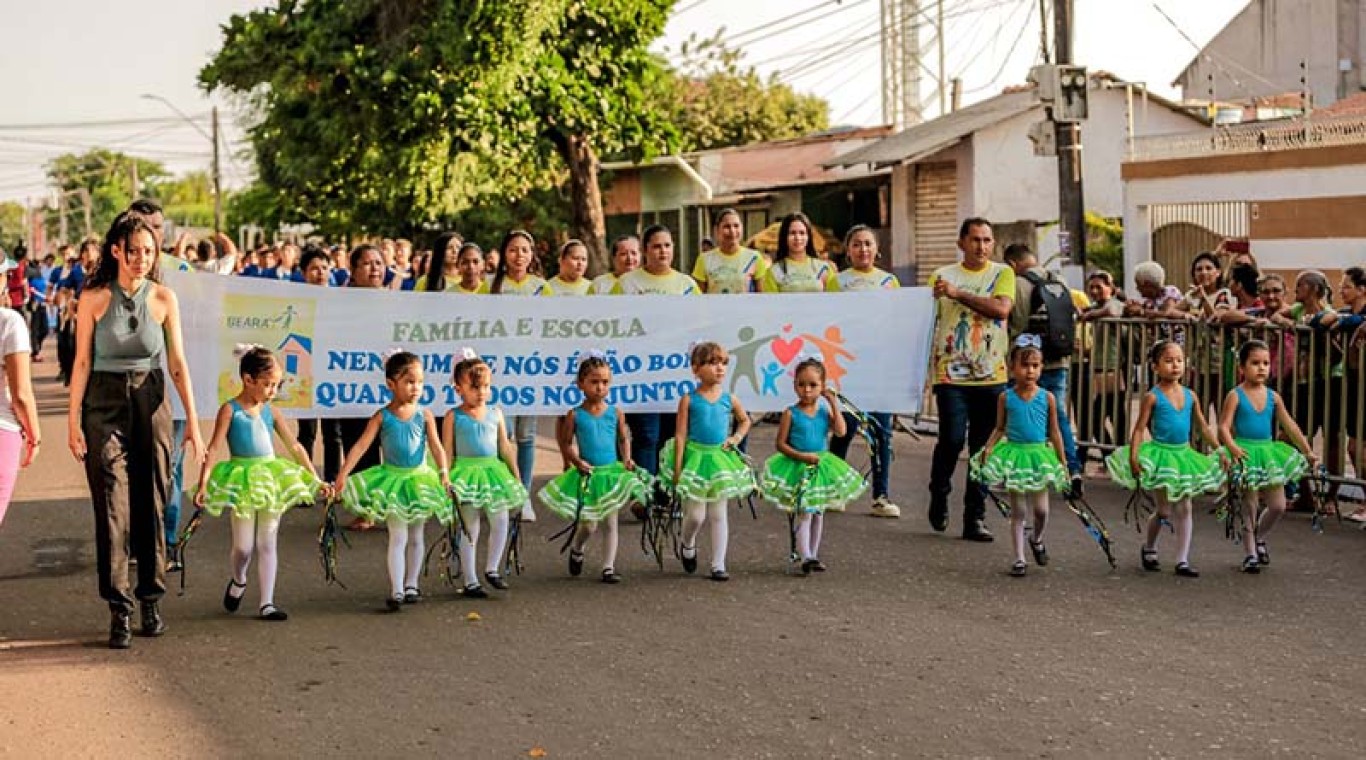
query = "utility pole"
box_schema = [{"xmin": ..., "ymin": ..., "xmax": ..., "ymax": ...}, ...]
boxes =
[
  {"xmin": 936, "ymin": 0, "xmax": 946, "ymax": 116},
  {"xmin": 1052, "ymin": 0, "xmax": 1086, "ymax": 266},
  {"xmin": 212, "ymin": 106, "xmax": 223, "ymax": 234},
  {"xmin": 881, "ymin": 0, "xmax": 925, "ymax": 129}
]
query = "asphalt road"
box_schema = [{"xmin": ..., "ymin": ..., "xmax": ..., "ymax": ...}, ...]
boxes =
[{"xmin": 3, "ymin": 361, "xmax": 1365, "ymax": 759}]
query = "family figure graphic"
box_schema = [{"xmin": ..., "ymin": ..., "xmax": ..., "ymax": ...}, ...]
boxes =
[{"xmin": 727, "ymin": 324, "xmax": 856, "ymax": 396}]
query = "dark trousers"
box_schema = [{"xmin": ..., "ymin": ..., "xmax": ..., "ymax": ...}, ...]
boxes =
[
  {"xmin": 627, "ymin": 412, "xmax": 677, "ymax": 476},
  {"xmin": 83, "ymin": 369, "xmax": 173, "ymax": 613},
  {"xmin": 28, "ymin": 307, "xmax": 48, "ymax": 354},
  {"xmin": 339, "ymin": 416, "xmax": 381, "ymax": 472},
  {"xmin": 58, "ymin": 321, "xmax": 75, "ymax": 381},
  {"xmin": 929, "ymin": 383, "xmax": 1005, "ymax": 524},
  {"xmin": 298, "ymin": 417, "xmax": 344, "ymax": 482},
  {"xmin": 830, "ymin": 411, "xmax": 893, "ymax": 499}
]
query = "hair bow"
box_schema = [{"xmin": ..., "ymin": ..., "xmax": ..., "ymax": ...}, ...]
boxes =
[
  {"xmin": 232, "ymin": 342, "xmax": 264, "ymax": 358},
  {"xmin": 1014, "ymin": 334, "xmax": 1042, "ymax": 350},
  {"xmin": 458, "ymin": 347, "xmax": 479, "ymax": 360},
  {"xmin": 380, "ymin": 346, "xmax": 406, "ymax": 362},
  {"xmin": 584, "ymin": 348, "xmax": 608, "ymax": 360}
]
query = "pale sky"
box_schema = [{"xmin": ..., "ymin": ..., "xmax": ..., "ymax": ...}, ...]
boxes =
[{"xmin": 0, "ymin": 0, "xmax": 1250, "ymax": 204}]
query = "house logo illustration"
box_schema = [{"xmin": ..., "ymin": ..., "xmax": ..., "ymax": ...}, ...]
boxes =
[{"xmin": 218, "ymin": 295, "xmax": 317, "ymax": 409}]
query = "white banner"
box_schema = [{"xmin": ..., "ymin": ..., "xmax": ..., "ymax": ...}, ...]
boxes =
[{"xmin": 167, "ymin": 272, "xmax": 934, "ymax": 418}]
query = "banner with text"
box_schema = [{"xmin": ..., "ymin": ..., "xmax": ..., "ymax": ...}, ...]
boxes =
[{"xmin": 168, "ymin": 272, "xmax": 934, "ymax": 418}]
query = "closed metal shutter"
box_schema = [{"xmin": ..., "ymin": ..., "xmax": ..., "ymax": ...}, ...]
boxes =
[{"xmin": 913, "ymin": 161, "xmax": 959, "ymax": 284}]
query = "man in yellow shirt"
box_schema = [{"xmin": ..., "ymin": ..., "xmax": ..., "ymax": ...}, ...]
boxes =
[{"xmin": 926, "ymin": 218, "xmax": 1015, "ymax": 542}]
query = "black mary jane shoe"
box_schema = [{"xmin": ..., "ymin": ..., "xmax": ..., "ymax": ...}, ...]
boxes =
[
  {"xmin": 1029, "ymin": 541, "xmax": 1049, "ymax": 567},
  {"xmin": 1174, "ymin": 562, "xmax": 1201, "ymax": 578},
  {"xmin": 601, "ymin": 568, "xmax": 622, "ymax": 584},
  {"xmin": 259, "ymin": 604, "xmax": 289, "ymax": 621},
  {"xmin": 462, "ymin": 584, "xmax": 489, "ymax": 599},
  {"xmin": 680, "ymin": 545, "xmax": 698, "ymax": 575},
  {"xmin": 1009, "ymin": 560, "xmax": 1028, "ymax": 578},
  {"xmin": 139, "ymin": 601, "xmax": 167, "ymax": 637},
  {"xmin": 223, "ymin": 579, "xmax": 246, "ymax": 613},
  {"xmin": 386, "ymin": 595, "xmax": 404, "ymax": 612},
  {"xmin": 1241, "ymin": 556, "xmax": 1261, "ymax": 574},
  {"xmin": 568, "ymin": 551, "xmax": 585, "ymax": 578},
  {"xmin": 109, "ymin": 610, "xmax": 133, "ymax": 650},
  {"xmin": 403, "ymin": 587, "xmax": 422, "ymax": 604},
  {"xmin": 1140, "ymin": 547, "xmax": 1160, "ymax": 573},
  {"xmin": 708, "ymin": 569, "xmax": 730, "ymax": 582},
  {"xmin": 484, "ymin": 572, "xmax": 509, "ymax": 590},
  {"xmin": 1255, "ymin": 541, "xmax": 1270, "ymax": 567}
]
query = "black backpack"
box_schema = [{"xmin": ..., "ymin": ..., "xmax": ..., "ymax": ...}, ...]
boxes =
[{"xmin": 1023, "ymin": 270, "xmax": 1075, "ymax": 361}]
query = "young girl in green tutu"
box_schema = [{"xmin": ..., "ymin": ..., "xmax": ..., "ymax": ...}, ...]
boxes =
[
  {"xmin": 759, "ymin": 358, "xmax": 866, "ymax": 574},
  {"xmin": 663, "ymin": 341, "xmax": 754, "ymax": 581},
  {"xmin": 196, "ymin": 346, "xmax": 327, "ymax": 621},
  {"xmin": 1218, "ymin": 339, "xmax": 1318, "ymax": 573},
  {"xmin": 441, "ymin": 350, "xmax": 527, "ymax": 598},
  {"xmin": 539, "ymin": 352, "xmax": 652, "ymax": 583},
  {"xmin": 1106, "ymin": 340, "xmax": 1227, "ymax": 578},
  {"xmin": 333, "ymin": 351, "xmax": 452, "ymax": 611},
  {"xmin": 970, "ymin": 336, "xmax": 1070, "ymax": 577}
]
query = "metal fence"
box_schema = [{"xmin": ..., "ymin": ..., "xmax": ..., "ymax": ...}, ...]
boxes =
[{"xmin": 1069, "ymin": 317, "xmax": 1365, "ymax": 499}]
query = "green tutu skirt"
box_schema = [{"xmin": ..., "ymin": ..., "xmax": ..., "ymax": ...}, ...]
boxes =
[
  {"xmin": 1232, "ymin": 438, "xmax": 1309, "ymax": 490},
  {"xmin": 659, "ymin": 439, "xmax": 756, "ymax": 501},
  {"xmin": 1106, "ymin": 442, "xmax": 1225, "ymax": 500},
  {"xmin": 449, "ymin": 456, "xmax": 529, "ymax": 514},
  {"xmin": 969, "ymin": 442, "xmax": 1069, "ymax": 493},
  {"xmin": 538, "ymin": 462, "xmax": 654, "ymax": 521},
  {"xmin": 200, "ymin": 456, "xmax": 321, "ymax": 518},
  {"xmin": 759, "ymin": 452, "xmax": 867, "ymax": 514},
  {"xmin": 341, "ymin": 463, "xmax": 452, "ymax": 524}
]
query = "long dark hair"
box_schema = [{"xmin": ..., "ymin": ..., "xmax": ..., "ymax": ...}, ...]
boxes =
[
  {"xmin": 424, "ymin": 232, "xmax": 462, "ymax": 293},
  {"xmin": 348, "ymin": 244, "xmax": 381, "ymax": 287},
  {"xmin": 774, "ymin": 212, "xmax": 818, "ymax": 267},
  {"xmin": 491, "ymin": 230, "xmax": 537, "ymax": 294},
  {"xmin": 87, "ymin": 211, "xmax": 162, "ymax": 290}
]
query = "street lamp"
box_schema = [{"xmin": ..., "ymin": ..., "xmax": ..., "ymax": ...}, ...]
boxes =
[{"xmin": 140, "ymin": 93, "xmax": 222, "ymax": 234}]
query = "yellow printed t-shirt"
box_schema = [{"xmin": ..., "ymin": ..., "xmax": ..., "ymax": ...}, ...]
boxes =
[
  {"xmin": 416, "ymin": 278, "xmax": 488, "ymax": 294},
  {"xmin": 589, "ymin": 273, "xmax": 618, "ymax": 295},
  {"xmin": 758, "ymin": 257, "xmax": 834, "ymax": 293},
  {"xmin": 928, "ymin": 261, "xmax": 1015, "ymax": 386},
  {"xmin": 494, "ymin": 274, "xmax": 552, "ymax": 296},
  {"xmin": 827, "ymin": 266, "xmax": 900, "ymax": 292},
  {"xmin": 692, "ymin": 247, "xmax": 768, "ymax": 294},
  {"xmin": 611, "ymin": 268, "xmax": 699, "ymax": 295},
  {"xmin": 547, "ymin": 276, "xmax": 592, "ymax": 296}
]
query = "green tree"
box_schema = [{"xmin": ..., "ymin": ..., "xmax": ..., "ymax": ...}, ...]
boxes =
[
  {"xmin": 665, "ymin": 33, "xmax": 830, "ymax": 152},
  {"xmin": 0, "ymin": 201, "xmax": 25, "ymax": 253},
  {"xmin": 201, "ymin": 0, "xmax": 678, "ymax": 271},
  {"xmin": 45, "ymin": 149, "xmax": 167, "ymax": 242},
  {"xmin": 149, "ymin": 171, "xmax": 216, "ymax": 229},
  {"xmin": 1086, "ymin": 212, "xmax": 1123, "ymax": 281}
]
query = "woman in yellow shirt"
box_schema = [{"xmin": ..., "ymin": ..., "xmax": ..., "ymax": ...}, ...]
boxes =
[
  {"xmin": 591, "ymin": 235, "xmax": 640, "ymax": 294},
  {"xmin": 693, "ymin": 209, "xmax": 768, "ymax": 294},
  {"xmin": 416, "ymin": 232, "xmax": 478, "ymax": 293},
  {"xmin": 547, "ymin": 240, "xmax": 592, "ymax": 296},
  {"xmin": 759, "ymin": 212, "xmax": 834, "ymax": 293}
]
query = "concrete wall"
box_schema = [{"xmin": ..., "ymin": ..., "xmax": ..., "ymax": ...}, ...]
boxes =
[
  {"xmin": 971, "ymin": 88, "xmax": 1203, "ymax": 224},
  {"xmin": 1122, "ymin": 157, "xmax": 1366, "ymax": 289},
  {"xmin": 1177, "ymin": 0, "xmax": 1362, "ymax": 107}
]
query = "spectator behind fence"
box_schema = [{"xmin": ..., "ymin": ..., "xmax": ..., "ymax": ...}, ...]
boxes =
[
  {"xmin": 1316, "ymin": 267, "xmax": 1366, "ymax": 520},
  {"xmin": 1076, "ymin": 270, "xmax": 1128, "ymax": 471},
  {"xmin": 1002, "ymin": 243, "xmax": 1082, "ymax": 493},
  {"xmin": 1218, "ymin": 263, "xmax": 1265, "ymax": 325},
  {"xmin": 1125, "ymin": 261, "xmax": 1183, "ymax": 319}
]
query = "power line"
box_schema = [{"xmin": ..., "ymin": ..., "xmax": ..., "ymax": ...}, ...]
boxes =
[
  {"xmin": 1150, "ymin": 1, "xmax": 1282, "ymax": 96},
  {"xmin": 963, "ymin": 0, "xmax": 1036, "ymax": 95},
  {"xmin": 0, "ymin": 114, "xmax": 212, "ymax": 131}
]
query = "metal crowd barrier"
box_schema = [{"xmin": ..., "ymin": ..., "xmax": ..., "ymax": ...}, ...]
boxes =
[{"xmin": 1069, "ymin": 317, "xmax": 1366, "ymax": 499}]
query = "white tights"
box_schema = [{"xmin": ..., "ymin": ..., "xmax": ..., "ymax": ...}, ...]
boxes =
[
  {"xmin": 681, "ymin": 498, "xmax": 730, "ymax": 572},
  {"xmin": 1242, "ymin": 487, "xmax": 1287, "ymax": 557},
  {"xmin": 229, "ymin": 513, "xmax": 283, "ymax": 607},
  {"xmin": 1009, "ymin": 491, "xmax": 1050, "ymax": 564},
  {"xmin": 571, "ymin": 512, "xmax": 620, "ymax": 571},
  {"xmin": 385, "ymin": 516, "xmax": 427, "ymax": 598},
  {"xmin": 456, "ymin": 505, "xmax": 510, "ymax": 587},
  {"xmin": 1145, "ymin": 492, "xmax": 1194, "ymax": 565},
  {"xmin": 793, "ymin": 512, "xmax": 824, "ymax": 561}
]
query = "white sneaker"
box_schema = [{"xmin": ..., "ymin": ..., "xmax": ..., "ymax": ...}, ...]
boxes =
[
  {"xmin": 870, "ymin": 497, "xmax": 901, "ymax": 519},
  {"xmin": 518, "ymin": 499, "xmax": 537, "ymax": 523}
]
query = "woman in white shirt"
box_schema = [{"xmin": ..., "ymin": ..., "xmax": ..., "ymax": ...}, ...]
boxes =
[{"xmin": 0, "ymin": 296, "xmax": 41, "ymax": 526}]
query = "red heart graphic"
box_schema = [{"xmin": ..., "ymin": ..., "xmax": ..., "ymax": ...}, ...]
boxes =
[{"xmin": 771, "ymin": 336, "xmax": 804, "ymax": 365}]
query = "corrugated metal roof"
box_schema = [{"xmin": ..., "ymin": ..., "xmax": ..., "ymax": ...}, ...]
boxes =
[{"xmin": 824, "ymin": 90, "xmax": 1040, "ymax": 168}]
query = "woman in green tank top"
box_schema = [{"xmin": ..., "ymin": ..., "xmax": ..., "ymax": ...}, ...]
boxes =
[{"xmin": 66, "ymin": 211, "xmax": 204, "ymax": 650}]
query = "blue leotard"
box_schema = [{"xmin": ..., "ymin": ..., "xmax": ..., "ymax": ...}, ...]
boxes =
[
  {"xmin": 227, "ymin": 400, "xmax": 275, "ymax": 458},
  {"xmin": 786, "ymin": 405, "xmax": 830, "ymax": 453},
  {"xmin": 1232, "ymin": 387, "xmax": 1275, "ymax": 441},
  {"xmin": 687, "ymin": 393, "xmax": 732, "ymax": 446},
  {"xmin": 574, "ymin": 405, "xmax": 619, "ymax": 467},
  {"xmin": 380, "ymin": 408, "xmax": 427, "ymax": 467},
  {"xmin": 1004, "ymin": 388, "xmax": 1050, "ymax": 444},
  {"xmin": 452, "ymin": 407, "xmax": 503, "ymax": 458},
  {"xmin": 1151, "ymin": 387, "xmax": 1193, "ymax": 445}
]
